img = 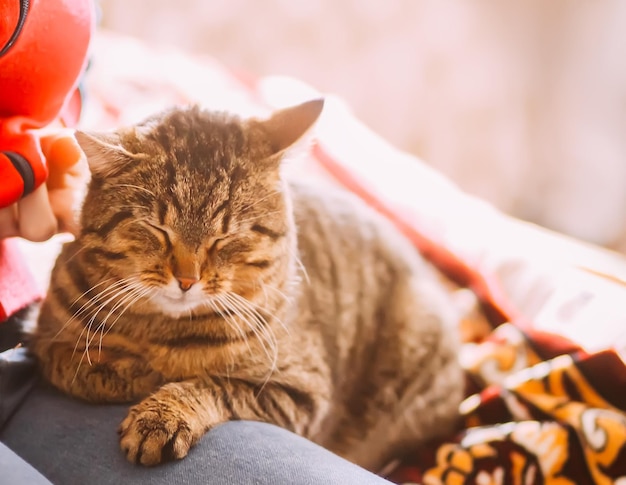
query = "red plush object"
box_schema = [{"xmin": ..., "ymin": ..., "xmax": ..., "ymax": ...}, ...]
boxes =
[
  {"xmin": 0, "ymin": 0, "xmax": 94, "ymax": 207},
  {"xmin": 0, "ymin": 0, "xmax": 94, "ymax": 321}
]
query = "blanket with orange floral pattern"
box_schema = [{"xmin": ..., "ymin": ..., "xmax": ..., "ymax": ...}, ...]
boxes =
[{"xmin": 388, "ymin": 323, "xmax": 626, "ymax": 484}]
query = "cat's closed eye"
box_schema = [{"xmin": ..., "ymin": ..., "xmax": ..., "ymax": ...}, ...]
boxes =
[
  {"xmin": 140, "ymin": 221, "xmax": 173, "ymax": 251},
  {"xmin": 210, "ymin": 236, "xmax": 254, "ymax": 261},
  {"xmin": 208, "ymin": 237, "xmax": 228, "ymax": 255}
]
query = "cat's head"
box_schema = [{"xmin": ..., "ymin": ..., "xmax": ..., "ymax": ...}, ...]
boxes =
[{"xmin": 74, "ymin": 99, "xmax": 323, "ymax": 317}]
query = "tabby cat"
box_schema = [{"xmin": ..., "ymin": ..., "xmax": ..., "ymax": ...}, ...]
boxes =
[{"xmin": 32, "ymin": 99, "xmax": 463, "ymax": 472}]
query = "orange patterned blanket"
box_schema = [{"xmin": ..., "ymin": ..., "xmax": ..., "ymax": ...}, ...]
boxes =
[{"xmin": 389, "ymin": 323, "xmax": 626, "ymax": 484}]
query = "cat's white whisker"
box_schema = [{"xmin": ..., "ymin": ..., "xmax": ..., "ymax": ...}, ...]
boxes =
[
  {"xmin": 65, "ymin": 278, "xmax": 133, "ymax": 332},
  {"xmin": 259, "ymin": 282, "xmax": 294, "ymax": 306},
  {"xmin": 223, "ymin": 292, "xmax": 280, "ymax": 392},
  {"xmin": 219, "ymin": 292, "xmax": 275, "ymax": 365},
  {"xmin": 208, "ymin": 296, "xmax": 252, "ymax": 355},
  {"xmin": 115, "ymin": 205, "xmax": 150, "ymax": 212},
  {"xmin": 74, "ymin": 278, "xmax": 141, "ymax": 365},
  {"xmin": 238, "ymin": 286, "xmax": 291, "ymax": 337},
  {"xmin": 74, "ymin": 278, "xmax": 134, "ymax": 381},
  {"xmin": 75, "ymin": 281, "xmax": 141, "ymax": 373},
  {"xmin": 63, "ymin": 276, "xmax": 137, "ymax": 337},
  {"xmin": 228, "ymin": 292, "xmax": 272, "ymax": 329},
  {"xmin": 70, "ymin": 277, "xmax": 116, "ymax": 308},
  {"xmin": 236, "ymin": 210, "xmax": 283, "ymax": 226},
  {"xmin": 235, "ymin": 303, "xmax": 280, "ymax": 375},
  {"xmin": 109, "ymin": 184, "xmax": 156, "ymax": 198},
  {"xmin": 215, "ymin": 294, "xmax": 259, "ymax": 348},
  {"xmin": 90, "ymin": 282, "xmax": 147, "ymax": 354},
  {"xmin": 241, "ymin": 190, "xmax": 281, "ymax": 212},
  {"xmin": 260, "ymin": 283, "xmax": 269, "ymax": 306},
  {"xmin": 97, "ymin": 286, "xmax": 155, "ymax": 357},
  {"xmin": 63, "ymin": 244, "xmax": 90, "ymax": 264},
  {"xmin": 68, "ymin": 275, "xmax": 144, "ymax": 382},
  {"xmin": 291, "ymin": 250, "xmax": 310, "ymax": 285},
  {"xmin": 222, "ymin": 292, "xmax": 278, "ymax": 373},
  {"xmin": 91, "ymin": 280, "xmax": 144, "ymax": 335},
  {"xmin": 98, "ymin": 287, "xmax": 156, "ymax": 345},
  {"xmin": 71, "ymin": 345, "xmax": 89, "ymax": 385},
  {"xmin": 117, "ymin": 218, "xmax": 144, "ymax": 232},
  {"xmin": 80, "ymin": 278, "xmax": 139, "ymax": 323}
]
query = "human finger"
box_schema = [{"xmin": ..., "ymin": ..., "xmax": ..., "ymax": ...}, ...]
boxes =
[
  {"xmin": 16, "ymin": 184, "xmax": 58, "ymax": 242},
  {"xmin": 48, "ymin": 187, "xmax": 80, "ymax": 236},
  {"xmin": 42, "ymin": 133, "xmax": 83, "ymax": 189},
  {"xmin": 0, "ymin": 205, "xmax": 18, "ymax": 239}
]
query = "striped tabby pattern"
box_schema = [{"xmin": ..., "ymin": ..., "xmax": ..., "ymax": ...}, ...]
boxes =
[{"xmin": 32, "ymin": 100, "xmax": 463, "ymax": 471}]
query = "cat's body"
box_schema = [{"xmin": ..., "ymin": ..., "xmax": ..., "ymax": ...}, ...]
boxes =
[{"xmin": 33, "ymin": 100, "xmax": 463, "ymax": 472}]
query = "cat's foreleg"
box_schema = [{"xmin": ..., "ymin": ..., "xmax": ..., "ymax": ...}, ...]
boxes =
[
  {"xmin": 118, "ymin": 376, "xmax": 326, "ymax": 466},
  {"xmin": 37, "ymin": 340, "xmax": 163, "ymax": 403}
]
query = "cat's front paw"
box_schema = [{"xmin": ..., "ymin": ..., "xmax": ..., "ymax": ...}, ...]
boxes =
[{"xmin": 118, "ymin": 396, "xmax": 199, "ymax": 466}]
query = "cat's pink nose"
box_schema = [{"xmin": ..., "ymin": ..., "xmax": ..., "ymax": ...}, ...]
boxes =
[{"xmin": 176, "ymin": 276, "xmax": 198, "ymax": 292}]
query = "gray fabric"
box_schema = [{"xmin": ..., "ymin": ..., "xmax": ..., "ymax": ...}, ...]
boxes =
[
  {"xmin": 0, "ymin": 347, "xmax": 37, "ymax": 428},
  {"xmin": 1, "ymin": 385, "xmax": 392, "ymax": 485},
  {"xmin": 0, "ymin": 441, "xmax": 51, "ymax": 485},
  {"xmin": 0, "ymin": 309, "xmax": 38, "ymax": 429}
]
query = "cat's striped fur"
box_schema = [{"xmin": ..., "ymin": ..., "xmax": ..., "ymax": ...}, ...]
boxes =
[{"xmin": 32, "ymin": 100, "xmax": 463, "ymax": 472}]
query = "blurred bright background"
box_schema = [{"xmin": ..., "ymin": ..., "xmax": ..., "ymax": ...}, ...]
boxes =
[{"xmin": 98, "ymin": 0, "xmax": 626, "ymax": 252}]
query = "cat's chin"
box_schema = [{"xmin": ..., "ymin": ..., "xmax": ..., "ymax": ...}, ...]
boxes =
[{"xmin": 151, "ymin": 294, "xmax": 207, "ymax": 318}]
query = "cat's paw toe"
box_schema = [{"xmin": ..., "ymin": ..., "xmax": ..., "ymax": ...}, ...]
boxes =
[{"xmin": 119, "ymin": 406, "xmax": 195, "ymax": 466}]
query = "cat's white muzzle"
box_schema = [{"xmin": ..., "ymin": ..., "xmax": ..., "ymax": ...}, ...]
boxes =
[{"xmin": 152, "ymin": 280, "xmax": 207, "ymax": 317}]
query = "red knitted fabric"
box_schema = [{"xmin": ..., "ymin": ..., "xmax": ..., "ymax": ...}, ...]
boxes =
[{"xmin": 0, "ymin": 239, "xmax": 43, "ymax": 321}]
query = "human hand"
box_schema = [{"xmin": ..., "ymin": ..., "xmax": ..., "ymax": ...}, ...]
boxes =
[
  {"xmin": 0, "ymin": 183, "xmax": 58, "ymax": 241},
  {"xmin": 0, "ymin": 133, "xmax": 86, "ymax": 241},
  {"xmin": 42, "ymin": 132, "xmax": 87, "ymax": 236}
]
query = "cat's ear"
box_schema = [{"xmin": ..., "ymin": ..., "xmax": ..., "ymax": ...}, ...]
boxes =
[
  {"xmin": 74, "ymin": 130, "xmax": 139, "ymax": 178},
  {"xmin": 256, "ymin": 98, "xmax": 324, "ymax": 156}
]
